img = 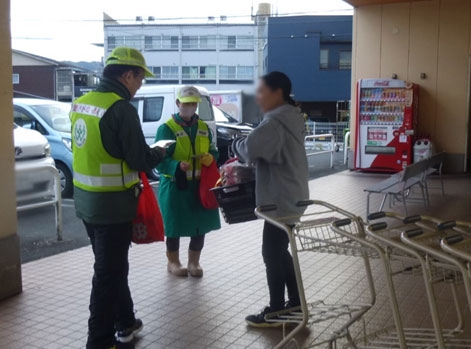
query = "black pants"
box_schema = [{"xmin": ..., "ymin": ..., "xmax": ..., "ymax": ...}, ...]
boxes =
[
  {"xmin": 166, "ymin": 235, "xmax": 205, "ymax": 252},
  {"xmin": 262, "ymin": 222, "xmax": 300, "ymax": 311},
  {"xmin": 84, "ymin": 221, "xmax": 135, "ymax": 349}
]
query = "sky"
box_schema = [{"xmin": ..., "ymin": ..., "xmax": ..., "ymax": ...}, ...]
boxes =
[{"xmin": 10, "ymin": 0, "xmax": 352, "ymax": 62}]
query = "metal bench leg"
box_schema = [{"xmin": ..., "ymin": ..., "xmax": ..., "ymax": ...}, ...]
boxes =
[
  {"xmin": 440, "ymin": 173, "xmax": 445, "ymax": 196},
  {"xmin": 419, "ymin": 183, "xmax": 428, "ymax": 209},
  {"xmin": 379, "ymin": 193, "xmax": 388, "ymax": 212},
  {"xmin": 401, "ymin": 192, "xmax": 408, "ymax": 216},
  {"xmin": 366, "ymin": 193, "xmax": 371, "ymax": 218}
]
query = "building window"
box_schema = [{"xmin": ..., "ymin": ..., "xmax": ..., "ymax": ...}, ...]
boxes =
[
  {"xmin": 163, "ymin": 36, "xmax": 178, "ymax": 49},
  {"xmin": 227, "ymin": 36, "xmax": 237, "ymax": 49},
  {"xmin": 182, "ymin": 36, "xmax": 199, "ymax": 50},
  {"xmin": 12, "ymin": 73, "xmax": 19, "ymax": 84},
  {"xmin": 222, "ymin": 35, "xmax": 254, "ymax": 50},
  {"xmin": 108, "ymin": 36, "xmax": 141, "ymax": 50},
  {"xmin": 149, "ymin": 66, "xmax": 179, "ymax": 79},
  {"xmin": 162, "ymin": 66, "xmax": 179, "ymax": 79},
  {"xmin": 220, "ymin": 66, "xmax": 254, "ymax": 80},
  {"xmin": 320, "ymin": 49, "xmax": 329, "ymax": 69},
  {"xmin": 236, "ymin": 36, "xmax": 254, "ymax": 49},
  {"xmin": 199, "ymin": 35, "xmax": 216, "ymax": 49},
  {"xmin": 339, "ymin": 50, "xmax": 352, "ymax": 70},
  {"xmin": 182, "ymin": 66, "xmax": 216, "ymax": 79},
  {"xmin": 145, "ymin": 36, "xmax": 161, "ymax": 50}
]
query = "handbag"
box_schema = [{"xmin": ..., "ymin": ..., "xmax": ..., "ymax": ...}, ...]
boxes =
[
  {"xmin": 132, "ymin": 172, "xmax": 165, "ymax": 244},
  {"xmin": 199, "ymin": 160, "xmax": 220, "ymax": 209}
]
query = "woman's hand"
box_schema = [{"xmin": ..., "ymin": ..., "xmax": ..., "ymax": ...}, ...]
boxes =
[
  {"xmin": 179, "ymin": 161, "xmax": 191, "ymax": 172},
  {"xmin": 200, "ymin": 153, "xmax": 214, "ymax": 167}
]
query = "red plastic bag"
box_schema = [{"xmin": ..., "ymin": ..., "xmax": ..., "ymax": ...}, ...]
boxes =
[
  {"xmin": 132, "ymin": 173, "xmax": 164, "ymax": 244},
  {"xmin": 199, "ymin": 161, "xmax": 220, "ymax": 209}
]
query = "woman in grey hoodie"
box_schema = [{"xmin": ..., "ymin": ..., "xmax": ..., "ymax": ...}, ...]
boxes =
[{"xmin": 232, "ymin": 71, "xmax": 309, "ymax": 327}]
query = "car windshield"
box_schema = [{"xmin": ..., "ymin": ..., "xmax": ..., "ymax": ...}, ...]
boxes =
[
  {"xmin": 214, "ymin": 107, "xmax": 238, "ymax": 123},
  {"xmin": 30, "ymin": 103, "xmax": 71, "ymax": 133}
]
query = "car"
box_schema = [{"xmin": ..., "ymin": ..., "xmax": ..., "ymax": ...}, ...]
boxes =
[
  {"xmin": 13, "ymin": 98, "xmax": 73, "ymax": 197},
  {"xmin": 132, "ymin": 85, "xmax": 217, "ymax": 180},
  {"xmin": 14, "ymin": 124, "xmax": 56, "ymax": 203},
  {"xmin": 213, "ymin": 106, "xmax": 253, "ymax": 164}
]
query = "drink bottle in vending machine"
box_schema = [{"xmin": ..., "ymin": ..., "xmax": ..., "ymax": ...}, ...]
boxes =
[{"xmin": 354, "ymin": 79, "xmax": 419, "ymax": 172}]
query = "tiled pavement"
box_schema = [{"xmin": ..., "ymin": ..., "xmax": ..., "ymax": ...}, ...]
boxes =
[{"xmin": 0, "ymin": 171, "xmax": 470, "ymax": 348}]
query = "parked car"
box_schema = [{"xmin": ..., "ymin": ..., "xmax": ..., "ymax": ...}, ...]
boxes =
[
  {"xmin": 13, "ymin": 99, "xmax": 73, "ymax": 197},
  {"xmin": 213, "ymin": 106, "xmax": 253, "ymax": 164},
  {"xmin": 132, "ymin": 85, "xmax": 217, "ymax": 180},
  {"xmin": 14, "ymin": 124, "xmax": 56, "ymax": 203}
]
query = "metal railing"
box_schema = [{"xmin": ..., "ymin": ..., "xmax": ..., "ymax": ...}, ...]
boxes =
[
  {"xmin": 305, "ymin": 134, "xmax": 335, "ymax": 168},
  {"xmin": 16, "ymin": 164, "xmax": 63, "ymax": 241}
]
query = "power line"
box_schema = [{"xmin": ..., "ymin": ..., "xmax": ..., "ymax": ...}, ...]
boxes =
[{"xmin": 11, "ymin": 9, "xmax": 353, "ymax": 23}]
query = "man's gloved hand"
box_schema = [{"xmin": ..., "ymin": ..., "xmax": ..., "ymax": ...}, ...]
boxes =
[{"xmin": 200, "ymin": 153, "xmax": 214, "ymax": 167}]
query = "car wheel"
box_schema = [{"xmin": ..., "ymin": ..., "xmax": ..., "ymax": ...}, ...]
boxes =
[
  {"xmin": 56, "ymin": 162, "xmax": 73, "ymax": 198},
  {"xmin": 146, "ymin": 168, "xmax": 160, "ymax": 181}
]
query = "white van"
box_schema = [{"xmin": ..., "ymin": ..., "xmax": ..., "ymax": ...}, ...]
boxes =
[{"xmin": 132, "ymin": 85, "xmax": 216, "ymax": 145}]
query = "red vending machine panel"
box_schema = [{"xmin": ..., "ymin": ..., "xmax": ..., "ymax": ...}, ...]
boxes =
[{"xmin": 354, "ymin": 79, "xmax": 419, "ymax": 172}]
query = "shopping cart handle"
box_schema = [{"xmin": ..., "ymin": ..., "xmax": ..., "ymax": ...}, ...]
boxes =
[
  {"xmin": 404, "ymin": 228, "xmax": 423, "ymax": 238},
  {"xmin": 403, "ymin": 215, "xmax": 421, "ymax": 224},
  {"xmin": 369, "ymin": 222, "xmax": 387, "ymax": 231},
  {"xmin": 332, "ymin": 218, "xmax": 352, "ymax": 227},
  {"xmin": 438, "ymin": 221, "xmax": 456, "ymax": 230},
  {"xmin": 367, "ymin": 212, "xmax": 386, "ymax": 220},
  {"xmin": 258, "ymin": 205, "xmax": 277, "ymax": 212},
  {"xmin": 296, "ymin": 200, "xmax": 314, "ymax": 207},
  {"xmin": 444, "ymin": 234, "xmax": 464, "ymax": 245}
]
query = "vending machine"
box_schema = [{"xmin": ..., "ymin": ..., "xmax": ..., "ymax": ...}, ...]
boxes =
[{"xmin": 354, "ymin": 79, "xmax": 419, "ymax": 172}]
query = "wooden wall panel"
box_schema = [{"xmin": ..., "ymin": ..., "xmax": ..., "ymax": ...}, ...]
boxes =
[
  {"xmin": 380, "ymin": 3, "xmax": 411, "ymax": 79},
  {"xmin": 435, "ymin": 0, "xmax": 470, "ymax": 153},
  {"xmin": 408, "ymin": 1, "xmax": 440, "ymax": 140},
  {"xmin": 350, "ymin": 5, "xmax": 383, "ymax": 146}
]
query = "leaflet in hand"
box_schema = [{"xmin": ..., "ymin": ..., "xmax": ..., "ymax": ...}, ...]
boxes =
[{"xmin": 150, "ymin": 140, "xmax": 176, "ymax": 149}]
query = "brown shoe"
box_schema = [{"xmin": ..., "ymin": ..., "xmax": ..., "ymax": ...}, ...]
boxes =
[
  {"xmin": 188, "ymin": 250, "xmax": 203, "ymax": 277},
  {"xmin": 166, "ymin": 251, "xmax": 188, "ymax": 276}
]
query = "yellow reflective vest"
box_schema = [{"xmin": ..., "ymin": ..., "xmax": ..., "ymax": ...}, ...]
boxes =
[
  {"xmin": 165, "ymin": 117, "xmax": 210, "ymax": 180},
  {"xmin": 70, "ymin": 91, "xmax": 139, "ymax": 192}
]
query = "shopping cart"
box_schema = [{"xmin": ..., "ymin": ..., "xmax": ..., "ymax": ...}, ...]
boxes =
[
  {"xmin": 255, "ymin": 200, "xmax": 376, "ymax": 349},
  {"xmin": 360, "ymin": 212, "xmax": 471, "ymax": 348}
]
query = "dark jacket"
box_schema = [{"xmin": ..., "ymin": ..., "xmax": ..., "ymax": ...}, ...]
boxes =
[
  {"xmin": 74, "ymin": 77, "xmax": 164, "ymax": 224},
  {"xmin": 233, "ymin": 104, "xmax": 309, "ymax": 217}
]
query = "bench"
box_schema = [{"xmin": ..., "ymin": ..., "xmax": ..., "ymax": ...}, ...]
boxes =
[{"xmin": 365, "ymin": 152, "xmax": 445, "ymax": 217}]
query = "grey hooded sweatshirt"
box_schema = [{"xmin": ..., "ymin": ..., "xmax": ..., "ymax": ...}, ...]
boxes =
[{"xmin": 233, "ymin": 104, "xmax": 309, "ymax": 217}]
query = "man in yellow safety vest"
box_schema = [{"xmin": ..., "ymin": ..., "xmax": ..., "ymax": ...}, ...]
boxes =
[{"xmin": 70, "ymin": 47, "xmax": 165, "ymax": 349}]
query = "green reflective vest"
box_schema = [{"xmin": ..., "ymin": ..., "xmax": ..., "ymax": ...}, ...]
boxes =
[
  {"xmin": 166, "ymin": 117, "xmax": 210, "ymax": 180},
  {"xmin": 70, "ymin": 91, "xmax": 139, "ymax": 192}
]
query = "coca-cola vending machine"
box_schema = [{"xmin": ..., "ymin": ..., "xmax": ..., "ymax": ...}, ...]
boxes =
[{"xmin": 354, "ymin": 79, "xmax": 419, "ymax": 172}]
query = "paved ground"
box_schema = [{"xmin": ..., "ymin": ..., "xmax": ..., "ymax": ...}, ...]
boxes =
[
  {"xmin": 1, "ymin": 171, "xmax": 470, "ymax": 349},
  {"xmin": 18, "ymin": 151, "xmax": 347, "ymax": 263}
]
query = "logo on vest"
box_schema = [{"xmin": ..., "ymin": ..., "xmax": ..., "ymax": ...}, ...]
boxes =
[
  {"xmin": 133, "ymin": 222, "xmax": 148, "ymax": 241},
  {"xmin": 73, "ymin": 118, "xmax": 87, "ymax": 148}
]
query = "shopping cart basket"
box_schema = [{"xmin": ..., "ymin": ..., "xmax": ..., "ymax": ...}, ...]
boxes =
[
  {"xmin": 361, "ymin": 212, "xmax": 471, "ymax": 349},
  {"xmin": 255, "ymin": 200, "xmax": 376, "ymax": 349}
]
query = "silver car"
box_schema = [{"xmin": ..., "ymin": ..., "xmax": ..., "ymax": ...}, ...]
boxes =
[{"xmin": 14, "ymin": 124, "xmax": 55, "ymax": 203}]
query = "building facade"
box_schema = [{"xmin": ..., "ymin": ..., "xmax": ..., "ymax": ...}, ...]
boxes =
[
  {"xmin": 263, "ymin": 16, "xmax": 353, "ymax": 121},
  {"xmin": 345, "ymin": 0, "xmax": 471, "ymax": 173},
  {"xmin": 12, "ymin": 50, "xmax": 97, "ymax": 102},
  {"xmin": 104, "ymin": 20, "xmax": 260, "ymax": 91}
]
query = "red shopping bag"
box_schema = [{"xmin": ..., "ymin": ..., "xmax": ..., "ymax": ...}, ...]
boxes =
[
  {"xmin": 199, "ymin": 161, "xmax": 220, "ymax": 210},
  {"xmin": 132, "ymin": 173, "xmax": 165, "ymax": 244}
]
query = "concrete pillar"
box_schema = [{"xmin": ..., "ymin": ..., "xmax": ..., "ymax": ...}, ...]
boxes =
[{"xmin": 0, "ymin": 0, "xmax": 22, "ymax": 300}]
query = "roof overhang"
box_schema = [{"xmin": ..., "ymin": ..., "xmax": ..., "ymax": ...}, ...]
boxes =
[{"xmin": 343, "ymin": 0, "xmax": 429, "ymax": 7}]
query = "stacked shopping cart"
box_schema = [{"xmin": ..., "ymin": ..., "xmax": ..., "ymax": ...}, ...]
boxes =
[{"xmin": 255, "ymin": 202, "xmax": 471, "ymax": 349}]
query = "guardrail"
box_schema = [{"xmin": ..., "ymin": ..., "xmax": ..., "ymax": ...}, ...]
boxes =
[
  {"xmin": 16, "ymin": 164, "xmax": 63, "ymax": 241},
  {"xmin": 344, "ymin": 131, "xmax": 351, "ymax": 165},
  {"xmin": 305, "ymin": 133, "xmax": 335, "ymax": 168}
]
